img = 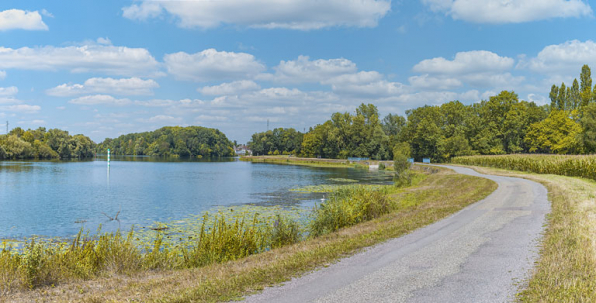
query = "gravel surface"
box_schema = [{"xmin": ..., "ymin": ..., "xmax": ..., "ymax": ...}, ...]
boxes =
[{"xmin": 242, "ymin": 165, "xmax": 550, "ymax": 303}]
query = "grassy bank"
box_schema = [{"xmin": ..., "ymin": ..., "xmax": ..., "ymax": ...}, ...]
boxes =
[
  {"xmin": 3, "ymin": 166, "xmax": 495, "ymax": 302},
  {"xmin": 240, "ymin": 155, "xmax": 394, "ymax": 170},
  {"xmin": 450, "ymin": 164, "xmax": 596, "ymax": 302}
]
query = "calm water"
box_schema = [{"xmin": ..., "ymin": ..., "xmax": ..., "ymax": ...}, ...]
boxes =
[{"xmin": 0, "ymin": 157, "xmax": 392, "ymax": 239}]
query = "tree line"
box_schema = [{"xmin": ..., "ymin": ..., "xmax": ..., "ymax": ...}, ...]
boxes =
[
  {"xmin": 96, "ymin": 126, "xmax": 235, "ymax": 158},
  {"xmin": 0, "ymin": 127, "xmax": 95, "ymax": 160},
  {"xmin": 249, "ymin": 65, "xmax": 596, "ymax": 162}
]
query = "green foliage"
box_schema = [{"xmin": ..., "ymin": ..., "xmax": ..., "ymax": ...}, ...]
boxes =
[
  {"xmin": 580, "ymin": 103, "xmax": 596, "ymax": 153},
  {"xmin": 309, "ymin": 185, "xmax": 392, "ymax": 237},
  {"xmin": 248, "ymin": 128, "xmax": 303, "ymax": 156},
  {"xmin": 299, "ymin": 104, "xmax": 393, "ymax": 160},
  {"xmin": 96, "ymin": 126, "xmax": 235, "ymax": 158},
  {"xmin": 0, "ymin": 127, "xmax": 94, "ymax": 160},
  {"xmin": 525, "ymin": 110, "xmax": 582, "ymax": 154}
]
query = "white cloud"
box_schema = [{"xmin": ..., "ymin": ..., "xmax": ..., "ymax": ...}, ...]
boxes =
[
  {"xmin": 165, "ymin": 49, "xmax": 265, "ymax": 82},
  {"xmin": 0, "ymin": 9, "xmax": 48, "ymax": 31},
  {"xmin": 135, "ymin": 98, "xmax": 205, "ymax": 107},
  {"xmin": 137, "ymin": 115, "xmax": 183, "ymax": 123},
  {"xmin": 330, "ymin": 80, "xmax": 407, "ymax": 98},
  {"xmin": 69, "ymin": 95, "xmax": 132, "ymax": 106},
  {"xmin": 385, "ymin": 90, "xmax": 480, "ymax": 105},
  {"xmin": 0, "ymin": 104, "xmax": 40, "ymax": 113},
  {"xmin": 527, "ymin": 93, "xmax": 549, "ymax": 106},
  {"xmin": 209, "ymin": 87, "xmax": 339, "ymax": 108},
  {"xmin": 0, "ymin": 43, "xmax": 162, "ymax": 77},
  {"xmin": 40, "ymin": 9, "xmax": 54, "ymax": 18},
  {"xmin": 0, "ymin": 71, "xmax": 5, "ymax": 80},
  {"xmin": 409, "ymin": 74, "xmax": 462, "ymax": 90},
  {"xmin": 261, "ymin": 56, "xmax": 357, "ymax": 83},
  {"xmin": 422, "ymin": 0, "xmax": 592, "ymax": 23},
  {"xmin": 199, "ymin": 80, "xmax": 260, "ymax": 96},
  {"xmin": 47, "ymin": 77, "xmax": 159, "ymax": 97},
  {"xmin": 123, "ymin": 0, "xmax": 391, "ymax": 30},
  {"xmin": 322, "ymin": 71, "xmax": 384, "ymax": 86},
  {"xmin": 0, "ymin": 86, "xmax": 18, "ymax": 96},
  {"xmin": 412, "ymin": 51, "xmax": 523, "ymax": 88},
  {"xmin": 521, "ymin": 40, "xmax": 596, "ymax": 74},
  {"xmin": 195, "ymin": 115, "xmax": 228, "ymax": 122},
  {"xmin": 413, "ymin": 50, "xmax": 514, "ymax": 75}
]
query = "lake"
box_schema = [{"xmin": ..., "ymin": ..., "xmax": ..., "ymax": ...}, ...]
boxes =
[{"xmin": 0, "ymin": 157, "xmax": 392, "ymax": 239}]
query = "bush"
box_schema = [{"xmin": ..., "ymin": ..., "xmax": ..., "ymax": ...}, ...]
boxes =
[{"xmin": 310, "ymin": 186, "xmax": 392, "ymax": 237}]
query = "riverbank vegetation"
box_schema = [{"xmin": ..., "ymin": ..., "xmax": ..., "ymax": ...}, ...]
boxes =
[
  {"xmin": 0, "ymin": 127, "xmax": 95, "ymax": 160},
  {"xmin": 248, "ymin": 65, "xmax": 596, "ymax": 162},
  {"xmin": 454, "ymin": 165, "xmax": 596, "ymax": 302},
  {"xmin": 2, "ymin": 166, "xmax": 496, "ymax": 301},
  {"xmin": 96, "ymin": 126, "xmax": 235, "ymax": 158}
]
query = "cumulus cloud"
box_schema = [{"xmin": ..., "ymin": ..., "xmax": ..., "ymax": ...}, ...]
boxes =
[
  {"xmin": 123, "ymin": 0, "xmax": 391, "ymax": 30},
  {"xmin": 0, "ymin": 71, "xmax": 5, "ymax": 80},
  {"xmin": 209, "ymin": 87, "xmax": 339, "ymax": 108},
  {"xmin": 134, "ymin": 98, "xmax": 205, "ymax": 108},
  {"xmin": 0, "ymin": 9, "xmax": 48, "ymax": 31},
  {"xmin": 0, "ymin": 43, "xmax": 162, "ymax": 77},
  {"xmin": 199, "ymin": 80, "xmax": 260, "ymax": 96},
  {"xmin": 520, "ymin": 40, "xmax": 596, "ymax": 74},
  {"xmin": 69, "ymin": 95, "xmax": 132, "ymax": 106},
  {"xmin": 165, "ymin": 49, "xmax": 265, "ymax": 82},
  {"xmin": 412, "ymin": 50, "xmax": 522, "ymax": 88},
  {"xmin": 47, "ymin": 77, "xmax": 159, "ymax": 97},
  {"xmin": 409, "ymin": 75, "xmax": 462, "ymax": 90},
  {"xmin": 0, "ymin": 104, "xmax": 41, "ymax": 113},
  {"xmin": 0, "ymin": 86, "xmax": 18, "ymax": 96},
  {"xmin": 137, "ymin": 115, "xmax": 183, "ymax": 123},
  {"xmin": 413, "ymin": 50, "xmax": 514, "ymax": 75},
  {"xmin": 260, "ymin": 56, "xmax": 358, "ymax": 83},
  {"xmin": 330, "ymin": 80, "xmax": 407, "ymax": 98},
  {"xmin": 422, "ymin": 0, "xmax": 592, "ymax": 23}
]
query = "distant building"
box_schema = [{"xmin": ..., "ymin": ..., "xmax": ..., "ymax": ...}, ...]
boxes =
[{"xmin": 235, "ymin": 145, "xmax": 252, "ymax": 156}]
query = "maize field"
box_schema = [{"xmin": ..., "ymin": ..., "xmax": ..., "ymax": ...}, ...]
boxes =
[{"xmin": 452, "ymin": 154, "xmax": 596, "ymax": 181}]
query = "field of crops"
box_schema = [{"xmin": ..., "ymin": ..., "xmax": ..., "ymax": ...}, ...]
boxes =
[{"xmin": 452, "ymin": 154, "xmax": 596, "ymax": 180}]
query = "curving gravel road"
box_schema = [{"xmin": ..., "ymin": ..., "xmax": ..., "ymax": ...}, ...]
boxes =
[{"xmin": 242, "ymin": 165, "xmax": 550, "ymax": 303}]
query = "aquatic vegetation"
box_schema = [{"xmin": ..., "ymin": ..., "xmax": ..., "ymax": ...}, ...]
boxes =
[
  {"xmin": 290, "ymin": 184, "xmax": 385, "ymax": 193},
  {"xmin": 328, "ymin": 178, "xmax": 358, "ymax": 183}
]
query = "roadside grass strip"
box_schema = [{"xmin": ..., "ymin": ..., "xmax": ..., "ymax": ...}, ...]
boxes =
[
  {"xmin": 454, "ymin": 164, "xmax": 596, "ymax": 302},
  {"xmin": 2, "ymin": 166, "xmax": 496, "ymax": 302}
]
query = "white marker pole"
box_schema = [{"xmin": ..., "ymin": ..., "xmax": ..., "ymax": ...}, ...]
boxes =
[{"xmin": 107, "ymin": 148, "xmax": 110, "ymax": 166}]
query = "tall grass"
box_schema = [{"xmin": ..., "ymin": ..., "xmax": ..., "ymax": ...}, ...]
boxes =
[
  {"xmin": 0, "ymin": 211, "xmax": 301, "ymax": 293},
  {"xmin": 310, "ymin": 185, "xmax": 392, "ymax": 237},
  {"xmin": 452, "ymin": 154, "xmax": 596, "ymax": 180}
]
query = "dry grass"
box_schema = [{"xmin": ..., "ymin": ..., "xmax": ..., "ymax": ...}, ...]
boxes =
[
  {"xmin": 2, "ymin": 167, "xmax": 496, "ymax": 303},
  {"xmin": 456, "ymin": 165, "xmax": 596, "ymax": 302}
]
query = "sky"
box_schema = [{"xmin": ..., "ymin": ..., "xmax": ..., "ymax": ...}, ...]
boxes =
[{"xmin": 0, "ymin": 0, "xmax": 595, "ymax": 143}]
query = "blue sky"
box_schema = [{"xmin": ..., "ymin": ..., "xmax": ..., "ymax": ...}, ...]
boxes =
[{"xmin": 0, "ymin": 0, "xmax": 595, "ymax": 143}]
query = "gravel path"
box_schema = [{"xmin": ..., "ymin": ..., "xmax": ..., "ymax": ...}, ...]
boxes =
[{"xmin": 242, "ymin": 165, "xmax": 550, "ymax": 303}]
